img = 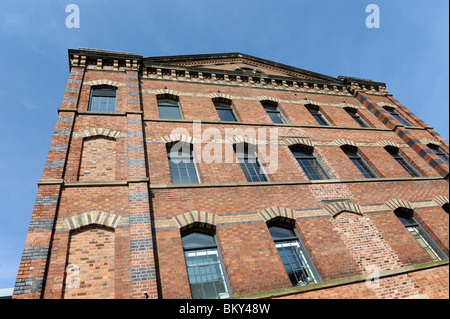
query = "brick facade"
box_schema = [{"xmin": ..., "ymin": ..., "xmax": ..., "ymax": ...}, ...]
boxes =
[{"xmin": 13, "ymin": 49, "xmax": 449, "ymax": 299}]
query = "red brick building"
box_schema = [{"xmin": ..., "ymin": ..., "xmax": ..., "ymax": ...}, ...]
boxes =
[{"xmin": 13, "ymin": 49, "xmax": 449, "ymax": 299}]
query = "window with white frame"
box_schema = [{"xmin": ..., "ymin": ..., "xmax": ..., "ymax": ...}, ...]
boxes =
[
  {"xmin": 181, "ymin": 227, "xmax": 231, "ymax": 299},
  {"xmin": 268, "ymin": 220, "xmax": 320, "ymax": 286}
]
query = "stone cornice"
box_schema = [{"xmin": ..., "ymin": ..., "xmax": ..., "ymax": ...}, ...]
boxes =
[{"xmin": 67, "ymin": 48, "xmax": 390, "ymax": 95}]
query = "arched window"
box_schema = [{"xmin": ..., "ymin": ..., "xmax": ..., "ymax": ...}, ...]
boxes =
[
  {"xmin": 306, "ymin": 105, "xmax": 330, "ymax": 126},
  {"xmin": 234, "ymin": 143, "xmax": 269, "ymax": 182},
  {"xmin": 158, "ymin": 97, "xmax": 182, "ymax": 119},
  {"xmin": 344, "ymin": 107, "xmax": 370, "ymax": 128},
  {"xmin": 385, "ymin": 146, "xmax": 421, "ymax": 177},
  {"xmin": 167, "ymin": 142, "xmax": 200, "ymax": 184},
  {"xmin": 290, "ymin": 145, "xmax": 330, "ymax": 180},
  {"xmin": 342, "ymin": 146, "xmax": 378, "ymax": 179},
  {"xmin": 428, "ymin": 144, "xmax": 449, "ymax": 164},
  {"xmin": 213, "ymin": 99, "xmax": 238, "ymax": 122},
  {"xmin": 181, "ymin": 227, "xmax": 231, "ymax": 299},
  {"xmin": 384, "ymin": 106, "xmax": 412, "ymax": 127},
  {"xmin": 261, "ymin": 101, "xmax": 287, "ymax": 124},
  {"xmin": 268, "ymin": 219, "xmax": 320, "ymax": 286},
  {"xmin": 394, "ymin": 208, "xmax": 447, "ymax": 262},
  {"xmin": 89, "ymin": 85, "xmax": 117, "ymax": 112}
]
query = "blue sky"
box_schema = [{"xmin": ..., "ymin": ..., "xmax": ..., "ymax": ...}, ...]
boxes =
[{"xmin": 0, "ymin": 0, "xmax": 448, "ymax": 290}]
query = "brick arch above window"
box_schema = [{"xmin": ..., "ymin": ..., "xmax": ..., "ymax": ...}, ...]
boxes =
[
  {"xmin": 333, "ymin": 139, "xmax": 358, "ymax": 148},
  {"xmin": 74, "ymin": 128, "xmax": 126, "ymax": 139},
  {"xmin": 225, "ymin": 135, "xmax": 259, "ymax": 146},
  {"xmin": 340, "ymin": 103, "xmax": 362, "ymax": 110},
  {"xmin": 155, "ymin": 88, "xmax": 180, "ymax": 100},
  {"xmin": 85, "ymin": 79, "xmax": 125, "ymax": 87},
  {"xmin": 160, "ymin": 133, "xmax": 198, "ymax": 145},
  {"xmin": 209, "ymin": 92, "xmax": 232, "ymax": 102},
  {"xmin": 283, "ymin": 137, "xmax": 315, "ymax": 148},
  {"xmin": 256, "ymin": 96, "xmax": 279, "ymax": 104},
  {"xmin": 324, "ymin": 202, "xmax": 364, "ymax": 217},
  {"xmin": 258, "ymin": 206, "xmax": 295, "ymax": 223},
  {"xmin": 301, "ymin": 99, "xmax": 320, "ymax": 108},
  {"xmin": 377, "ymin": 140, "xmax": 401, "ymax": 149},
  {"xmin": 433, "ymin": 195, "xmax": 449, "ymax": 207},
  {"xmin": 63, "ymin": 211, "xmax": 122, "ymax": 231},
  {"xmin": 385, "ymin": 199, "xmax": 413, "ymax": 212},
  {"xmin": 376, "ymin": 102, "xmax": 398, "ymax": 109},
  {"xmin": 419, "ymin": 138, "xmax": 442, "ymax": 147},
  {"xmin": 173, "ymin": 211, "xmax": 218, "ymax": 229}
]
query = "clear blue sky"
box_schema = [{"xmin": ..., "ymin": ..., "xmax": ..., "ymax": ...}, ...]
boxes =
[{"xmin": 0, "ymin": 0, "xmax": 448, "ymax": 290}]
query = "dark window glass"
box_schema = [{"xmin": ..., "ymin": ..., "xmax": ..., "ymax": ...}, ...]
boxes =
[
  {"xmin": 428, "ymin": 145, "xmax": 449, "ymax": 164},
  {"xmin": 214, "ymin": 101, "xmax": 237, "ymax": 122},
  {"xmin": 346, "ymin": 109, "xmax": 369, "ymax": 128},
  {"xmin": 262, "ymin": 102, "xmax": 287, "ymax": 124},
  {"xmin": 235, "ymin": 144, "xmax": 268, "ymax": 182},
  {"xmin": 269, "ymin": 224, "xmax": 320, "ymax": 286},
  {"xmin": 443, "ymin": 203, "xmax": 449, "ymax": 214},
  {"xmin": 306, "ymin": 106, "xmax": 330, "ymax": 126},
  {"xmin": 386, "ymin": 148, "xmax": 421, "ymax": 177},
  {"xmin": 167, "ymin": 143, "xmax": 200, "ymax": 184},
  {"xmin": 384, "ymin": 107, "xmax": 412, "ymax": 126},
  {"xmin": 182, "ymin": 230, "xmax": 231, "ymax": 299},
  {"xmin": 395, "ymin": 210, "xmax": 447, "ymax": 262},
  {"xmin": 344, "ymin": 148, "xmax": 378, "ymax": 178},
  {"xmin": 158, "ymin": 98, "xmax": 182, "ymax": 119},
  {"xmin": 89, "ymin": 86, "xmax": 117, "ymax": 112},
  {"xmin": 292, "ymin": 147, "xmax": 330, "ymax": 180}
]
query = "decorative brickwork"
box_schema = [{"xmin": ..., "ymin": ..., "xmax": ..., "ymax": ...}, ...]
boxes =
[{"xmin": 14, "ymin": 49, "xmax": 448, "ymax": 299}]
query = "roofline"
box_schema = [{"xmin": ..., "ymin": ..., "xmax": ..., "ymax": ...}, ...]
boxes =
[
  {"xmin": 67, "ymin": 49, "xmax": 386, "ymax": 87},
  {"xmin": 143, "ymin": 52, "xmax": 341, "ymax": 83}
]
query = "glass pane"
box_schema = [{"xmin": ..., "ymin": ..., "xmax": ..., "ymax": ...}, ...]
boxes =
[
  {"xmin": 269, "ymin": 226, "xmax": 295, "ymax": 240},
  {"xmin": 275, "ymin": 241, "xmax": 317, "ymax": 286},
  {"xmin": 350, "ymin": 158, "xmax": 377, "ymax": 178},
  {"xmin": 386, "ymin": 108, "xmax": 412, "ymax": 126},
  {"xmin": 184, "ymin": 248, "xmax": 229, "ymax": 299},
  {"xmin": 394, "ymin": 158, "xmax": 420, "ymax": 177},
  {"xmin": 159, "ymin": 106, "xmax": 182, "ymax": 119},
  {"xmin": 92, "ymin": 87, "xmax": 116, "ymax": 97},
  {"xmin": 407, "ymin": 227, "xmax": 444, "ymax": 262},
  {"xmin": 217, "ymin": 108, "xmax": 237, "ymax": 122},
  {"xmin": 236, "ymin": 147, "xmax": 267, "ymax": 182},
  {"xmin": 182, "ymin": 233, "xmax": 216, "ymax": 250},
  {"xmin": 239, "ymin": 160, "xmax": 266, "ymax": 182},
  {"xmin": 396, "ymin": 213, "xmax": 416, "ymax": 227},
  {"xmin": 267, "ymin": 111, "xmax": 285, "ymax": 124},
  {"xmin": 430, "ymin": 147, "xmax": 449, "ymax": 164},
  {"xmin": 298, "ymin": 158, "xmax": 327, "ymax": 180},
  {"xmin": 312, "ymin": 114, "xmax": 328, "ymax": 126}
]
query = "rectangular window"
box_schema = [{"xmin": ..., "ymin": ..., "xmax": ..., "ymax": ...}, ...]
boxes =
[
  {"xmin": 167, "ymin": 143, "xmax": 200, "ymax": 184},
  {"xmin": 214, "ymin": 101, "xmax": 238, "ymax": 122},
  {"xmin": 292, "ymin": 147, "xmax": 330, "ymax": 180},
  {"xmin": 158, "ymin": 98, "xmax": 182, "ymax": 119},
  {"xmin": 89, "ymin": 86, "xmax": 117, "ymax": 112},
  {"xmin": 346, "ymin": 109, "xmax": 370, "ymax": 128},
  {"xmin": 262, "ymin": 102, "xmax": 287, "ymax": 124},
  {"xmin": 307, "ymin": 106, "xmax": 330, "ymax": 126},
  {"xmin": 235, "ymin": 144, "xmax": 268, "ymax": 182},
  {"xmin": 384, "ymin": 107, "xmax": 412, "ymax": 127},
  {"xmin": 395, "ymin": 211, "xmax": 447, "ymax": 262},
  {"xmin": 344, "ymin": 148, "xmax": 378, "ymax": 178},
  {"xmin": 386, "ymin": 148, "xmax": 421, "ymax": 177}
]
